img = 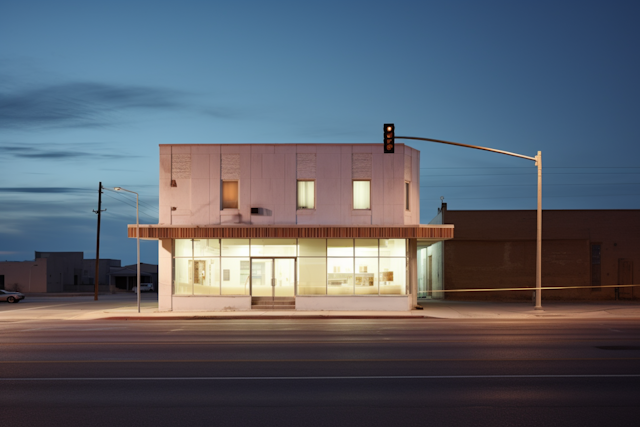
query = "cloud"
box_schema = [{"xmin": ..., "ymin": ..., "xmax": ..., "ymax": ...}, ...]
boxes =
[
  {"xmin": 0, "ymin": 81, "xmax": 184, "ymax": 129},
  {"xmin": 0, "ymin": 144, "xmax": 135, "ymax": 160},
  {"xmin": 0, "ymin": 187, "xmax": 91, "ymax": 194}
]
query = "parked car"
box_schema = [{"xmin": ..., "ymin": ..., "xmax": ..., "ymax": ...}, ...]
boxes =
[
  {"xmin": 0, "ymin": 290, "xmax": 25, "ymax": 303},
  {"xmin": 132, "ymin": 283, "xmax": 153, "ymax": 293}
]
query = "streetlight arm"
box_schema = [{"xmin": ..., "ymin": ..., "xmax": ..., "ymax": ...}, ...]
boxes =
[
  {"xmin": 396, "ymin": 134, "xmax": 543, "ymax": 309},
  {"xmin": 396, "ymin": 136, "xmax": 536, "ymax": 162},
  {"xmin": 113, "ymin": 186, "xmax": 141, "ymax": 314}
]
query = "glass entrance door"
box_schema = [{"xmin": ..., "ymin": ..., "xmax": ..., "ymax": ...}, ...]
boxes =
[{"xmin": 251, "ymin": 258, "xmax": 295, "ymax": 298}]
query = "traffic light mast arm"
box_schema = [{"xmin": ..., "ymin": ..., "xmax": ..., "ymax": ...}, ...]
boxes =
[
  {"xmin": 395, "ymin": 136, "xmax": 536, "ymax": 162},
  {"xmin": 396, "ymin": 133, "xmax": 543, "ymax": 310}
]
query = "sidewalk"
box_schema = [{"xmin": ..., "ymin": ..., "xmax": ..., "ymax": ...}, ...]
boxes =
[{"xmin": 1, "ymin": 294, "xmax": 639, "ymax": 321}]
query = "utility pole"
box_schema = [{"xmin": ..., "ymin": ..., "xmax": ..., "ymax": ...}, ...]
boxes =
[{"xmin": 93, "ymin": 182, "xmax": 106, "ymax": 301}]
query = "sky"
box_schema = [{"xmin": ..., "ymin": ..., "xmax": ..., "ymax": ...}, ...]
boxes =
[{"xmin": 1, "ymin": 0, "xmax": 639, "ymax": 265}]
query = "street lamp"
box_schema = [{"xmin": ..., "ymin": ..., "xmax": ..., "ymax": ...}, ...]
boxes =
[
  {"xmin": 114, "ymin": 187, "xmax": 141, "ymax": 313},
  {"xmin": 396, "ymin": 135, "xmax": 543, "ymax": 310}
]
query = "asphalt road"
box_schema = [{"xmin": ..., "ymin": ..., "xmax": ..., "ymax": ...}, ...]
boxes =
[{"xmin": 1, "ymin": 318, "xmax": 639, "ymax": 427}]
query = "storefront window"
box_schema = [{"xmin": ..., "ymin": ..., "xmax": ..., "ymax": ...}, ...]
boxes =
[
  {"xmin": 175, "ymin": 239, "xmax": 192, "ymax": 258},
  {"xmin": 355, "ymin": 239, "xmax": 378, "ymax": 257},
  {"xmin": 221, "ymin": 258, "xmax": 250, "ymax": 295},
  {"xmin": 173, "ymin": 238, "xmax": 407, "ymax": 297},
  {"xmin": 194, "ymin": 239, "xmax": 220, "ymax": 257},
  {"xmin": 193, "ymin": 258, "xmax": 220, "ymax": 295},
  {"xmin": 327, "ymin": 239, "xmax": 353, "ymax": 257},
  {"xmin": 379, "ymin": 257, "xmax": 406, "ymax": 295},
  {"xmin": 327, "ymin": 257, "xmax": 353, "ymax": 295},
  {"xmin": 380, "ymin": 239, "xmax": 406, "ymax": 257},
  {"xmin": 355, "ymin": 258, "xmax": 378, "ymax": 295},
  {"xmin": 250, "ymin": 239, "xmax": 296, "ymax": 257},
  {"xmin": 298, "ymin": 239, "xmax": 326, "ymax": 257},
  {"xmin": 298, "ymin": 258, "xmax": 326, "ymax": 295},
  {"xmin": 221, "ymin": 239, "xmax": 250, "ymax": 256},
  {"xmin": 174, "ymin": 258, "xmax": 192, "ymax": 295}
]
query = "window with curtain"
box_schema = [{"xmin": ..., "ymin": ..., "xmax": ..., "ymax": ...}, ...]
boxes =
[
  {"xmin": 353, "ymin": 180, "xmax": 370, "ymax": 210},
  {"xmin": 222, "ymin": 181, "xmax": 238, "ymax": 209},
  {"xmin": 297, "ymin": 181, "xmax": 315, "ymax": 209}
]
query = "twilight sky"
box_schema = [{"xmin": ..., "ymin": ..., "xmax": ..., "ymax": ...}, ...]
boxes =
[{"xmin": 1, "ymin": 0, "xmax": 639, "ymax": 265}]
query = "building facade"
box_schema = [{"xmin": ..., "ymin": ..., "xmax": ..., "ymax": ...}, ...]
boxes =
[
  {"xmin": 431, "ymin": 204, "xmax": 640, "ymax": 301},
  {"xmin": 133, "ymin": 143, "xmax": 453, "ymax": 311},
  {"xmin": 0, "ymin": 252, "xmax": 123, "ymax": 293}
]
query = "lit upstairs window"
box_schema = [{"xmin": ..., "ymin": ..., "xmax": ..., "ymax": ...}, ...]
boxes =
[
  {"xmin": 222, "ymin": 181, "xmax": 238, "ymax": 209},
  {"xmin": 297, "ymin": 181, "xmax": 315, "ymax": 209},
  {"xmin": 353, "ymin": 180, "xmax": 370, "ymax": 210}
]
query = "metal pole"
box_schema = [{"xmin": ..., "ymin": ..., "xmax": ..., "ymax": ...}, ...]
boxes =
[
  {"xmin": 396, "ymin": 135, "xmax": 543, "ymax": 309},
  {"xmin": 113, "ymin": 187, "xmax": 141, "ymax": 313},
  {"xmin": 535, "ymin": 152, "xmax": 543, "ymax": 309},
  {"xmin": 93, "ymin": 182, "xmax": 104, "ymax": 301},
  {"xmin": 136, "ymin": 193, "xmax": 140, "ymax": 314}
]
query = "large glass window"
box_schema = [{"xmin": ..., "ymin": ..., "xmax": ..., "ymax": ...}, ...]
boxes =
[
  {"xmin": 221, "ymin": 239, "xmax": 250, "ymax": 256},
  {"xmin": 355, "ymin": 239, "xmax": 378, "ymax": 257},
  {"xmin": 298, "ymin": 239, "xmax": 326, "ymax": 257},
  {"xmin": 355, "ymin": 258, "xmax": 378, "ymax": 295},
  {"xmin": 327, "ymin": 258, "xmax": 354, "ymax": 295},
  {"xmin": 173, "ymin": 238, "xmax": 407, "ymax": 297},
  {"xmin": 174, "ymin": 258, "xmax": 192, "ymax": 295},
  {"xmin": 221, "ymin": 258, "xmax": 250, "ymax": 295},
  {"xmin": 328, "ymin": 239, "xmax": 353, "ymax": 257},
  {"xmin": 250, "ymin": 239, "xmax": 296, "ymax": 257},
  {"xmin": 297, "ymin": 258, "xmax": 327, "ymax": 295},
  {"xmin": 297, "ymin": 181, "xmax": 315, "ymax": 209},
  {"xmin": 222, "ymin": 181, "xmax": 238, "ymax": 209},
  {"xmin": 194, "ymin": 239, "xmax": 220, "ymax": 257},
  {"xmin": 379, "ymin": 257, "xmax": 406, "ymax": 295},
  {"xmin": 380, "ymin": 239, "xmax": 406, "ymax": 257},
  {"xmin": 353, "ymin": 180, "xmax": 371, "ymax": 210},
  {"xmin": 193, "ymin": 258, "xmax": 220, "ymax": 295},
  {"xmin": 175, "ymin": 239, "xmax": 192, "ymax": 258}
]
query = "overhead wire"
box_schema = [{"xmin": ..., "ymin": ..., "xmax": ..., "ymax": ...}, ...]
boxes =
[
  {"xmin": 101, "ymin": 192, "xmax": 158, "ymax": 220},
  {"xmin": 102, "ymin": 187, "xmax": 159, "ymax": 213}
]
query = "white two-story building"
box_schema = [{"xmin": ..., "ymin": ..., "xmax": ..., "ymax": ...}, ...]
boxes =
[{"xmin": 129, "ymin": 143, "xmax": 453, "ymax": 311}]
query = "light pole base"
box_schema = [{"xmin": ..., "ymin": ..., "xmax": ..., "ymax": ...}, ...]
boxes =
[{"xmin": 534, "ymin": 305, "xmax": 543, "ymax": 310}]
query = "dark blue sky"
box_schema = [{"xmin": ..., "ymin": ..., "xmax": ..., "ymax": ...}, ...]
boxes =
[{"xmin": 1, "ymin": 0, "xmax": 639, "ymax": 265}]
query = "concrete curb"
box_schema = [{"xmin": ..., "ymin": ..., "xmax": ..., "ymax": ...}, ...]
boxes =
[{"xmin": 100, "ymin": 315, "xmax": 435, "ymax": 320}]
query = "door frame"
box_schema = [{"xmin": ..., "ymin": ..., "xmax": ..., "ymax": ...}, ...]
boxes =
[{"xmin": 249, "ymin": 257, "xmax": 297, "ymax": 298}]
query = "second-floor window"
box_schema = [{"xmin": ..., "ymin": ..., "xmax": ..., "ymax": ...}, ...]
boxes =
[
  {"xmin": 222, "ymin": 181, "xmax": 238, "ymax": 209},
  {"xmin": 353, "ymin": 180, "xmax": 370, "ymax": 210},
  {"xmin": 405, "ymin": 182, "xmax": 410, "ymax": 211},
  {"xmin": 297, "ymin": 180, "xmax": 315, "ymax": 209}
]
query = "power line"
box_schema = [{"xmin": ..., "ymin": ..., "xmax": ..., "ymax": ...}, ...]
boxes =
[
  {"xmin": 102, "ymin": 188, "xmax": 159, "ymax": 212},
  {"xmin": 421, "ymin": 166, "xmax": 640, "ymax": 169},
  {"xmin": 421, "ymin": 183, "xmax": 640, "ymax": 188},
  {"xmin": 423, "ymin": 193, "xmax": 640, "ymax": 200},
  {"xmin": 421, "ymin": 172, "xmax": 640, "ymax": 176},
  {"xmin": 101, "ymin": 192, "xmax": 158, "ymax": 219}
]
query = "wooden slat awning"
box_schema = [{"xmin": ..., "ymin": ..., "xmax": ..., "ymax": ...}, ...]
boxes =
[{"xmin": 127, "ymin": 224, "xmax": 453, "ymax": 240}]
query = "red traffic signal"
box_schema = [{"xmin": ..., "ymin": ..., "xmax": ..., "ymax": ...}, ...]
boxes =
[{"xmin": 384, "ymin": 123, "xmax": 395, "ymax": 153}]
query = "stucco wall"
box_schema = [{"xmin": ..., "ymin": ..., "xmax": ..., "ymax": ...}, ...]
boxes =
[
  {"xmin": 441, "ymin": 209, "xmax": 640, "ymax": 301},
  {"xmin": 172, "ymin": 296, "xmax": 251, "ymax": 311},
  {"xmin": 296, "ymin": 295, "xmax": 410, "ymax": 311},
  {"xmin": 159, "ymin": 143, "xmax": 419, "ymax": 227},
  {"xmin": 0, "ymin": 260, "xmax": 47, "ymax": 293}
]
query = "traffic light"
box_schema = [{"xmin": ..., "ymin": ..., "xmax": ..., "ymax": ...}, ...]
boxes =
[{"xmin": 384, "ymin": 123, "xmax": 395, "ymax": 153}]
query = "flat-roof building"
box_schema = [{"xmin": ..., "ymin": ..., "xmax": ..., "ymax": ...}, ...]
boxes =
[{"xmin": 131, "ymin": 144, "xmax": 453, "ymax": 311}]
